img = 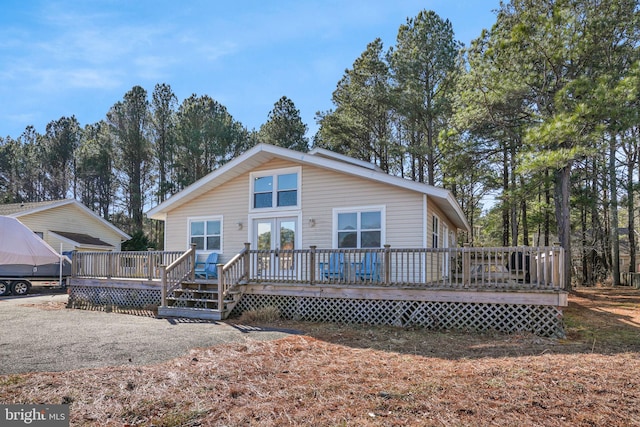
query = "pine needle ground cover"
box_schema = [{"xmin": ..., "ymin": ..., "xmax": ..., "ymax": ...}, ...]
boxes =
[{"xmin": 1, "ymin": 287, "xmax": 638, "ymax": 426}]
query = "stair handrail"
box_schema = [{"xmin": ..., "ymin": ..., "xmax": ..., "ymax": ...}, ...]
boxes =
[
  {"xmin": 218, "ymin": 243, "xmax": 250, "ymax": 312},
  {"xmin": 160, "ymin": 244, "xmax": 197, "ymax": 307}
]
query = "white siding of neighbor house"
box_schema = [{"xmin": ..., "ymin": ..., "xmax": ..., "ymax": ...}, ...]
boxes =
[
  {"xmin": 17, "ymin": 204, "xmax": 124, "ymax": 252},
  {"xmin": 163, "ymin": 157, "xmax": 460, "ymax": 263}
]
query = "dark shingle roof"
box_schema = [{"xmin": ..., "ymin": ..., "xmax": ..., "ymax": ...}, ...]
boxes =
[
  {"xmin": 0, "ymin": 200, "xmax": 65, "ymax": 216},
  {"xmin": 50, "ymin": 230, "xmax": 113, "ymax": 247}
]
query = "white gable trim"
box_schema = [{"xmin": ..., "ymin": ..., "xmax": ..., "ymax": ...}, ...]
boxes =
[
  {"xmin": 147, "ymin": 143, "xmax": 471, "ymax": 232},
  {"xmin": 11, "ymin": 199, "xmax": 131, "ymax": 241}
]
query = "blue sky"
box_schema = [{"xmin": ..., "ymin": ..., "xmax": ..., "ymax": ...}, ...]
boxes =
[{"xmin": 0, "ymin": 1, "xmax": 501, "ymax": 140}]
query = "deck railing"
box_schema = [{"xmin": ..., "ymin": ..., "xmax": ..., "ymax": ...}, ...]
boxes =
[
  {"xmin": 246, "ymin": 245, "xmax": 564, "ymax": 290},
  {"xmin": 73, "ymin": 250, "xmax": 185, "ymax": 280},
  {"xmin": 217, "ymin": 243, "xmax": 251, "ymax": 309},
  {"xmin": 73, "ymin": 245, "xmax": 565, "ymax": 291},
  {"xmin": 159, "ymin": 245, "xmax": 197, "ymax": 307}
]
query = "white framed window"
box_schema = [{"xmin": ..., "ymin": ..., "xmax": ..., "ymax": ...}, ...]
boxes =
[
  {"xmin": 333, "ymin": 206, "xmax": 385, "ymax": 248},
  {"xmin": 250, "ymin": 167, "xmax": 300, "ymax": 211},
  {"xmin": 432, "ymin": 215, "xmax": 440, "ymax": 248},
  {"xmin": 188, "ymin": 217, "xmax": 222, "ymax": 251}
]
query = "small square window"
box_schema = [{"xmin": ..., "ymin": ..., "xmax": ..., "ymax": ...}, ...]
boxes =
[
  {"xmin": 189, "ymin": 219, "xmax": 221, "ymax": 251},
  {"xmin": 336, "ymin": 209, "xmax": 383, "ymax": 248}
]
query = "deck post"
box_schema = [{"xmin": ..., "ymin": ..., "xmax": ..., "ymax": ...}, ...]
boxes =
[
  {"xmin": 190, "ymin": 243, "xmax": 197, "ymax": 281},
  {"xmin": 107, "ymin": 252, "xmax": 113, "ymax": 279},
  {"xmin": 244, "ymin": 243, "xmax": 251, "ymax": 280},
  {"xmin": 463, "ymin": 243, "xmax": 471, "ymax": 285},
  {"xmin": 553, "ymin": 245, "xmax": 562, "ymax": 288},
  {"xmin": 218, "ymin": 266, "xmax": 225, "ymax": 311},
  {"xmin": 309, "ymin": 246, "xmax": 316, "ymax": 285},
  {"xmin": 147, "ymin": 252, "xmax": 153, "ymax": 281},
  {"xmin": 160, "ymin": 265, "xmax": 167, "ymax": 307},
  {"xmin": 384, "ymin": 244, "xmax": 391, "ymax": 285}
]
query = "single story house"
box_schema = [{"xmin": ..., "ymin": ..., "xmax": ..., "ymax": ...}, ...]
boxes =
[
  {"xmin": 69, "ymin": 144, "xmax": 566, "ymax": 336},
  {"xmin": 0, "ymin": 199, "xmax": 130, "ymax": 253}
]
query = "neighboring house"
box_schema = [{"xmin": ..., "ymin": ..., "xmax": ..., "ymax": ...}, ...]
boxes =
[
  {"xmin": 147, "ymin": 143, "xmax": 471, "ymax": 264},
  {"xmin": 0, "ymin": 199, "xmax": 130, "ymax": 252}
]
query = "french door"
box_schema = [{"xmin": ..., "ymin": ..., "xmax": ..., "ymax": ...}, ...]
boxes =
[{"xmin": 253, "ymin": 217, "xmax": 297, "ymax": 279}]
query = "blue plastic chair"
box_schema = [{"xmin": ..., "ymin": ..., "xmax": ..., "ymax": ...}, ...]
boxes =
[
  {"xmin": 195, "ymin": 252, "xmax": 218, "ymax": 279},
  {"xmin": 319, "ymin": 253, "xmax": 345, "ymax": 280},
  {"xmin": 355, "ymin": 252, "xmax": 380, "ymax": 281}
]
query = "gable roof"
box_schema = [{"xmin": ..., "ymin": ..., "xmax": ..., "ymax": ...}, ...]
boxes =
[
  {"xmin": 1, "ymin": 199, "xmax": 131, "ymax": 241},
  {"xmin": 50, "ymin": 230, "xmax": 114, "ymax": 250},
  {"xmin": 147, "ymin": 143, "xmax": 471, "ymax": 232}
]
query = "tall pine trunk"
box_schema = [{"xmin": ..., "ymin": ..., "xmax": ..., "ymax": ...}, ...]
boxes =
[
  {"xmin": 554, "ymin": 165, "xmax": 572, "ymax": 290},
  {"xmin": 609, "ymin": 134, "xmax": 620, "ymax": 286}
]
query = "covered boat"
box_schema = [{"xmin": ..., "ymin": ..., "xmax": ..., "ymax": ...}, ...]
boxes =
[{"xmin": 0, "ymin": 216, "xmax": 71, "ymax": 295}]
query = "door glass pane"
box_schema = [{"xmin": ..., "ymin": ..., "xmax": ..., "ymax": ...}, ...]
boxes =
[
  {"xmin": 279, "ymin": 220, "xmax": 296, "ymax": 271},
  {"xmin": 256, "ymin": 221, "xmax": 272, "ymax": 276},
  {"xmin": 279, "ymin": 220, "xmax": 296, "ymax": 250},
  {"xmin": 361, "ymin": 211, "xmax": 381, "ymax": 229},
  {"xmin": 256, "ymin": 222, "xmax": 272, "ymax": 251}
]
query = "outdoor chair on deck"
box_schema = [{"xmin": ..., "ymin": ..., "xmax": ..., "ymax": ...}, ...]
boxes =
[
  {"xmin": 355, "ymin": 252, "xmax": 380, "ymax": 281},
  {"xmin": 319, "ymin": 253, "xmax": 345, "ymax": 280},
  {"xmin": 195, "ymin": 252, "xmax": 218, "ymax": 279}
]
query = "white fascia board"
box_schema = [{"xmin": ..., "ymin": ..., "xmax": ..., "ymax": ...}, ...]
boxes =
[
  {"xmin": 9, "ymin": 199, "xmax": 74, "ymax": 217},
  {"xmin": 146, "ymin": 144, "xmax": 270, "ymax": 219},
  {"xmin": 146, "ymin": 143, "xmax": 470, "ymax": 232}
]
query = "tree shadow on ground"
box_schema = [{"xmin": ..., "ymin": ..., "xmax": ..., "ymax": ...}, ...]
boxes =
[{"xmin": 252, "ymin": 287, "xmax": 640, "ymax": 360}]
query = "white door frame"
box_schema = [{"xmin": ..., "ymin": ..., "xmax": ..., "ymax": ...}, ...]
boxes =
[{"xmin": 249, "ymin": 213, "xmax": 301, "ymax": 278}]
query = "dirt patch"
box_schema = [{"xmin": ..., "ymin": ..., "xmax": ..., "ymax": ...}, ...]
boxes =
[
  {"xmin": 1, "ymin": 286, "xmax": 639, "ymax": 426},
  {"xmin": 18, "ymin": 300, "xmax": 67, "ymax": 310}
]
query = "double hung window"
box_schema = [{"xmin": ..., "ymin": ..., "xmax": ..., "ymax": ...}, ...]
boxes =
[
  {"xmin": 189, "ymin": 219, "xmax": 221, "ymax": 251},
  {"xmin": 336, "ymin": 208, "xmax": 383, "ymax": 248},
  {"xmin": 252, "ymin": 168, "xmax": 299, "ymax": 210}
]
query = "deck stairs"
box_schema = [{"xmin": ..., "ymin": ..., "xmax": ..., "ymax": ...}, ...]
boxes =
[{"xmin": 157, "ymin": 280, "xmax": 242, "ymax": 321}]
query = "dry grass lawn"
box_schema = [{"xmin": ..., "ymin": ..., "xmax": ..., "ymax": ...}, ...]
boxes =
[{"xmin": 1, "ymin": 287, "xmax": 639, "ymax": 426}]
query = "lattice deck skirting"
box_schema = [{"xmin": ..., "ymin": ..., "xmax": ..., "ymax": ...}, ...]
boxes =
[
  {"xmin": 230, "ymin": 294, "xmax": 565, "ymax": 338},
  {"xmin": 68, "ymin": 284, "xmax": 161, "ymax": 309}
]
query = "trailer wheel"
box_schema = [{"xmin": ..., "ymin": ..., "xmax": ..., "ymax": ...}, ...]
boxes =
[
  {"xmin": 0, "ymin": 281, "xmax": 10, "ymax": 296},
  {"xmin": 10, "ymin": 280, "xmax": 30, "ymax": 296}
]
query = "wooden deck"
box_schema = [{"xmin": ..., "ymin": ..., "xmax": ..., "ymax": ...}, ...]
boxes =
[{"xmin": 69, "ymin": 245, "xmax": 567, "ymax": 335}]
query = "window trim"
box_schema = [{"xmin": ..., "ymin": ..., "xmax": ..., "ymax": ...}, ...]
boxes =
[
  {"xmin": 249, "ymin": 167, "xmax": 301, "ymax": 212},
  {"xmin": 332, "ymin": 205, "xmax": 386, "ymax": 249},
  {"xmin": 187, "ymin": 216, "xmax": 223, "ymax": 252}
]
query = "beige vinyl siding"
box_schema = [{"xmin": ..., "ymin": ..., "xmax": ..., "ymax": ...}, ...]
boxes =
[
  {"xmin": 17, "ymin": 204, "xmax": 124, "ymax": 252},
  {"xmin": 164, "ymin": 172, "xmax": 252, "ymax": 262},
  {"xmin": 427, "ymin": 203, "xmax": 456, "ymax": 248},
  {"xmin": 301, "ymin": 164, "xmax": 425, "ymax": 249},
  {"xmin": 163, "ymin": 158, "xmax": 462, "ymax": 262}
]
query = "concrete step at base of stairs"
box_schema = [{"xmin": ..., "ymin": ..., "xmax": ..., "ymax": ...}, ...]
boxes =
[{"xmin": 158, "ymin": 306, "xmax": 224, "ymax": 321}]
